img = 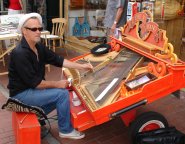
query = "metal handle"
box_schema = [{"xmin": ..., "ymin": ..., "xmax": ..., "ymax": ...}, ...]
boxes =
[{"xmin": 111, "ymin": 99, "xmax": 148, "ymax": 118}]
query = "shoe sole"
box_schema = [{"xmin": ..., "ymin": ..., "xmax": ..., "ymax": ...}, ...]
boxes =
[{"xmin": 59, "ymin": 134, "xmax": 85, "ymax": 140}]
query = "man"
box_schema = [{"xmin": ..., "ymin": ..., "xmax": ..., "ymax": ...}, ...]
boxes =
[
  {"xmin": 8, "ymin": 13, "xmax": 93, "ymax": 139},
  {"xmin": 104, "ymin": 0, "xmax": 128, "ymax": 41}
]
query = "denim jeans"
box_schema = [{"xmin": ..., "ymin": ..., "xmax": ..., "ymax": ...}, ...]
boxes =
[{"xmin": 13, "ymin": 88, "xmax": 73, "ymax": 133}]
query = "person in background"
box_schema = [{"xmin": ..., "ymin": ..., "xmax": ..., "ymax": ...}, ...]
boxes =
[
  {"xmin": 8, "ymin": 13, "xmax": 93, "ymax": 139},
  {"xmin": 8, "ymin": 0, "xmax": 24, "ymax": 15},
  {"xmin": 4, "ymin": 0, "xmax": 24, "ymax": 50},
  {"xmin": 5, "ymin": 0, "xmax": 24, "ymax": 50},
  {"xmin": 103, "ymin": 0, "xmax": 128, "ymax": 41}
]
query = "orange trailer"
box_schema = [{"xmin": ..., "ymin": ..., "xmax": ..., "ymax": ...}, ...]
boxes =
[{"xmin": 64, "ymin": 11, "xmax": 185, "ymax": 143}]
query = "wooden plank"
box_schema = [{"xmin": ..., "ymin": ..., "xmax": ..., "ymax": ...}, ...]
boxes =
[
  {"xmin": 66, "ymin": 36, "xmax": 99, "ymax": 48},
  {"xmin": 65, "ymin": 36, "xmax": 99, "ymax": 53},
  {"xmin": 65, "ymin": 43, "xmax": 89, "ymax": 53}
]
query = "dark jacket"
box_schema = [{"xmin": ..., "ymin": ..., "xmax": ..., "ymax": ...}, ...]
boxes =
[{"xmin": 8, "ymin": 37, "xmax": 64, "ymax": 97}]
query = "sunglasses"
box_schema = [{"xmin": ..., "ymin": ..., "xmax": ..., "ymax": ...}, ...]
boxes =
[{"xmin": 24, "ymin": 27, "xmax": 43, "ymax": 32}]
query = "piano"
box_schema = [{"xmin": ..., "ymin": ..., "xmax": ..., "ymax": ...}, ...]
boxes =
[{"xmin": 63, "ymin": 10, "xmax": 185, "ymax": 132}]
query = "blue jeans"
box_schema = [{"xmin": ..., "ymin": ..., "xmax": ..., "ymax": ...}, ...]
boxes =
[{"xmin": 13, "ymin": 88, "xmax": 73, "ymax": 133}]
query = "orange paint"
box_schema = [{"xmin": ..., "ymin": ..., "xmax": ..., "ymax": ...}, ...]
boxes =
[{"xmin": 69, "ymin": 11, "xmax": 185, "ymax": 132}]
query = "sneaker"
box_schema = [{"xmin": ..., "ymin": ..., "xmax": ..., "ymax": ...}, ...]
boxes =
[{"xmin": 59, "ymin": 129, "xmax": 85, "ymax": 139}]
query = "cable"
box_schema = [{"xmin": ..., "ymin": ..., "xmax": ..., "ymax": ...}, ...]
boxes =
[
  {"xmin": 41, "ymin": 118, "xmax": 51, "ymax": 139},
  {"xmin": 40, "ymin": 114, "xmax": 59, "ymax": 139}
]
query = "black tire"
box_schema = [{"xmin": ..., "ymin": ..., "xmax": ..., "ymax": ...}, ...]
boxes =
[
  {"xmin": 91, "ymin": 43, "xmax": 111, "ymax": 55},
  {"xmin": 129, "ymin": 111, "xmax": 169, "ymax": 144}
]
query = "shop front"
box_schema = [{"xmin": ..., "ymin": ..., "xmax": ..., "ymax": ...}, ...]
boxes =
[{"xmin": 61, "ymin": 0, "xmax": 185, "ymax": 58}]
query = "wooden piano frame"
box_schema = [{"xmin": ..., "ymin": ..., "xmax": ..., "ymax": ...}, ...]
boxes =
[{"xmin": 66, "ymin": 11, "xmax": 185, "ymax": 141}]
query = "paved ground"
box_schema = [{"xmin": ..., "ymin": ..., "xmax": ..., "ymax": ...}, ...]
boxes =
[{"xmin": 0, "ymin": 48, "xmax": 185, "ymax": 144}]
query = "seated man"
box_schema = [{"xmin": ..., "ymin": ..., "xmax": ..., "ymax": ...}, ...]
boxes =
[{"xmin": 7, "ymin": 13, "xmax": 93, "ymax": 139}]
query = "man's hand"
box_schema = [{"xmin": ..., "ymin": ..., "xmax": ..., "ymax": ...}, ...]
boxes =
[
  {"xmin": 55, "ymin": 80, "xmax": 70, "ymax": 88},
  {"xmin": 81, "ymin": 63, "xmax": 93, "ymax": 71},
  {"xmin": 63, "ymin": 59, "xmax": 93, "ymax": 71},
  {"xmin": 111, "ymin": 6, "xmax": 123, "ymax": 34},
  {"xmin": 111, "ymin": 23, "xmax": 117, "ymax": 35},
  {"xmin": 37, "ymin": 80, "xmax": 70, "ymax": 89}
]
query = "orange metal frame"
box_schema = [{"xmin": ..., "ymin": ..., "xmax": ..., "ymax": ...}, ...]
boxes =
[{"xmin": 69, "ymin": 11, "xmax": 185, "ymax": 131}]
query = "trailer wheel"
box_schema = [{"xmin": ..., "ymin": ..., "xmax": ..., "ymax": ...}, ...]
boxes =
[{"xmin": 129, "ymin": 111, "xmax": 168, "ymax": 144}]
